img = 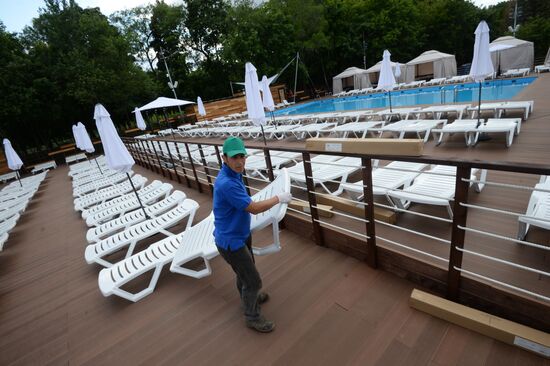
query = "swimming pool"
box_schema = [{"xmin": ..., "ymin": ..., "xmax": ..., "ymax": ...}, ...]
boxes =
[{"xmin": 274, "ymin": 77, "xmax": 535, "ymax": 116}]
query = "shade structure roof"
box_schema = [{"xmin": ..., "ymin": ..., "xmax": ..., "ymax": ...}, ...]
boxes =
[
  {"xmin": 489, "ymin": 36, "xmax": 533, "ymax": 52},
  {"xmin": 406, "ymin": 50, "xmax": 455, "ymax": 65},
  {"xmin": 333, "ymin": 66, "xmax": 368, "ymax": 79},
  {"xmin": 137, "ymin": 97, "xmax": 194, "ymax": 112}
]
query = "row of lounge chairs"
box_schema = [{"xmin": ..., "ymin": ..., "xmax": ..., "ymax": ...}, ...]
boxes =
[
  {"xmin": 0, "ymin": 172, "xmax": 48, "ymax": 250},
  {"xmin": 70, "ymin": 156, "xmax": 290, "ymax": 302}
]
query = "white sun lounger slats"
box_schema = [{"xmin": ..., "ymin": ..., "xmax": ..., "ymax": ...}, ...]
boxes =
[
  {"xmin": 431, "ymin": 119, "xmax": 479, "ymax": 146},
  {"xmin": 291, "ymin": 157, "xmax": 362, "ymax": 195},
  {"xmin": 74, "ymin": 175, "xmax": 147, "ymax": 211},
  {"xmin": 342, "ymin": 162, "xmax": 428, "ymax": 201},
  {"xmin": 0, "ymin": 214, "xmax": 20, "ymax": 251},
  {"xmin": 329, "ymin": 121, "xmax": 386, "ymax": 138},
  {"xmin": 386, "ymin": 165, "xmax": 486, "ymax": 219},
  {"xmin": 73, "ymin": 171, "xmax": 133, "ymax": 197},
  {"xmin": 85, "ymin": 200, "xmax": 198, "ymax": 267},
  {"xmin": 86, "ymin": 191, "xmax": 188, "ymax": 243},
  {"xmin": 517, "ymin": 181, "xmax": 550, "ymax": 240},
  {"xmin": 31, "ymin": 160, "xmax": 57, "ymax": 174},
  {"xmin": 83, "ymin": 181, "xmax": 171, "ymax": 223}
]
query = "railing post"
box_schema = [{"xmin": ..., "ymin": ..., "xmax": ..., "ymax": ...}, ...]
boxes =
[
  {"xmin": 214, "ymin": 145, "xmax": 223, "ymax": 168},
  {"xmin": 303, "ymin": 152, "xmax": 324, "ymax": 247},
  {"xmin": 173, "ymin": 142, "xmax": 191, "ymax": 188},
  {"xmin": 263, "ymin": 148, "xmax": 275, "ymax": 181},
  {"xmin": 165, "ymin": 141, "xmax": 180, "ymax": 184},
  {"xmin": 150, "ymin": 140, "xmax": 165, "ymax": 177},
  {"xmin": 198, "ymin": 144, "xmax": 213, "ymax": 196},
  {"xmin": 184, "ymin": 142, "xmax": 202, "ymax": 193},
  {"xmin": 139, "ymin": 140, "xmax": 153, "ymax": 170},
  {"xmin": 361, "ymin": 157, "xmax": 378, "ymax": 268},
  {"xmin": 447, "ymin": 165, "xmax": 471, "ymax": 301}
]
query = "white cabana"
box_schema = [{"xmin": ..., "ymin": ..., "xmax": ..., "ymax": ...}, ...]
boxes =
[
  {"xmin": 366, "ymin": 61, "xmax": 405, "ymax": 84},
  {"xmin": 137, "ymin": 97, "xmax": 194, "ymax": 112},
  {"xmin": 489, "ymin": 36, "xmax": 534, "ymax": 73},
  {"xmin": 332, "ymin": 67, "xmax": 371, "ymax": 94},
  {"xmin": 403, "ymin": 50, "xmax": 457, "ymax": 83}
]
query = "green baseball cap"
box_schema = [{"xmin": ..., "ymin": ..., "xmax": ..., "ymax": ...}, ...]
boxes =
[{"xmin": 222, "ymin": 136, "xmax": 247, "ymax": 157}]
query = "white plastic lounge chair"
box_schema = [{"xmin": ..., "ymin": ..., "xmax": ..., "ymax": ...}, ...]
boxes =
[
  {"xmin": 341, "ymin": 162, "xmax": 428, "ymax": 202},
  {"xmin": 413, "ymin": 104, "xmax": 471, "ymax": 120},
  {"xmin": 86, "ymin": 191, "xmax": 188, "ymax": 243},
  {"xmin": 445, "ymin": 75, "xmax": 471, "ymax": 84},
  {"xmin": 329, "ymin": 121, "xmax": 385, "ymax": 138},
  {"xmin": 376, "ymin": 107, "xmax": 421, "ymax": 121},
  {"xmin": 85, "ymin": 200, "xmax": 198, "ymax": 267},
  {"xmin": 375, "ymin": 119, "xmax": 447, "ymax": 142},
  {"xmin": 501, "ymin": 68, "xmax": 530, "ymax": 78},
  {"xmin": 431, "ymin": 119, "xmax": 479, "ymax": 146},
  {"xmin": 0, "ymin": 214, "xmax": 20, "ymax": 251},
  {"xmin": 245, "ymin": 151, "xmax": 301, "ymax": 180},
  {"xmin": 82, "ymin": 180, "xmax": 169, "ymax": 221},
  {"xmin": 535, "ymin": 65, "xmax": 550, "ymax": 74},
  {"xmin": 424, "ymin": 78, "xmax": 447, "ymax": 86},
  {"xmin": 276, "ymin": 154, "xmax": 342, "ymax": 180},
  {"xmin": 74, "ymin": 175, "xmax": 147, "ymax": 211},
  {"xmin": 0, "ymin": 172, "xmax": 18, "ymax": 183},
  {"xmin": 495, "ymin": 101, "xmax": 533, "ymax": 120},
  {"xmin": 386, "ymin": 165, "xmax": 487, "ymax": 219},
  {"xmin": 517, "ymin": 181, "xmax": 550, "ymax": 240},
  {"xmin": 31, "ymin": 161, "xmax": 57, "ymax": 174},
  {"xmin": 472, "ymin": 118, "xmax": 521, "ymax": 147},
  {"xmin": 290, "ymin": 157, "xmax": 362, "ymax": 195},
  {"xmin": 289, "ymin": 122, "xmax": 337, "ymax": 140},
  {"xmin": 97, "ymin": 169, "xmax": 290, "ymax": 302},
  {"xmin": 73, "ymin": 172, "xmax": 134, "ymax": 197}
]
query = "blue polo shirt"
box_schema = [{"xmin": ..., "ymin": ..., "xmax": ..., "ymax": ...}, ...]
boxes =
[{"xmin": 213, "ymin": 164, "xmax": 252, "ymax": 250}]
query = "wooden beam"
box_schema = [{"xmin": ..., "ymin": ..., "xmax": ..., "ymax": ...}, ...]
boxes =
[{"xmin": 410, "ymin": 289, "xmax": 550, "ymax": 358}]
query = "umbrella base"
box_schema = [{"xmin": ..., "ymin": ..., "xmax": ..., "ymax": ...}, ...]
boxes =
[{"xmin": 477, "ymin": 133, "xmax": 492, "ymax": 142}]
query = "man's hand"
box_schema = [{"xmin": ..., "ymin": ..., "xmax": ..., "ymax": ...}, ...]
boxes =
[{"xmin": 277, "ymin": 192, "xmax": 293, "ymax": 204}]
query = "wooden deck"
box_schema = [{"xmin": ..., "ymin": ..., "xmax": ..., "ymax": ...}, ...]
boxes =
[{"xmin": 0, "ymin": 164, "xmax": 548, "ymax": 365}]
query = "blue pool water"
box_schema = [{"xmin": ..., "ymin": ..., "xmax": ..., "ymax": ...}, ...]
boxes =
[{"xmin": 274, "ymin": 77, "xmax": 535, "ymax": 116}]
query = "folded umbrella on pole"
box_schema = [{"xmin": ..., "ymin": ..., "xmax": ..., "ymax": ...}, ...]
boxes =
[
  {"xmin": 245, "ymin": 62, "xmax": 267, "ymax": 144},
  {"xmin": 469, "ymin": 20, "xmax": 494, "ymax": 129},
  {"xmin": 94, "ymin": 103, "xmax": 148, "ymax": 218},
  {"xmin": 134, "ymin": 107, "xmax": 147, "ymax": 131},
  {"xmin": 77, "ymin": 122, "xmax": 101, "ymax": 173},
  {"xmin": 378, "ymin": 50, "xmax": 397, "ymax": 113},
  {"xmin": 261, "ymin": 75, "xmax": 276, "ymax": 125},
  {"xmin": 3, "ymin": 138, "xmax": 23, "ymax": 187},
  {"xmin": 72, "ymin": 125, "xmax": 83, "ymax": 150},
  {"xmin": 197, "ymin": 96, "xmax": 206, "ymax": 117}
]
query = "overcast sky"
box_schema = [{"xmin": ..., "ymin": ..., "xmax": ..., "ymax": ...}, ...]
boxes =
[{"xmin": 1, "ymin": 0, "xmax": 506, "ymax": 33}]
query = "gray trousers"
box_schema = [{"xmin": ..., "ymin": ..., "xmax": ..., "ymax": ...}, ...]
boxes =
[{"xmin": 217, "ymin": 236, "xmax": 262, "ymax": 321}]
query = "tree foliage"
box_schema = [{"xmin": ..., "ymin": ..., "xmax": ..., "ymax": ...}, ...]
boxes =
[{"xmin": 1, "ymin": 0, "xmax": 549, "ymax": 159}]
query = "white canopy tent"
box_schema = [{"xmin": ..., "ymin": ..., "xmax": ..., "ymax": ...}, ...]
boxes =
[
  {"xmin": 366, "ymin": 61, "xmax": 405, "ymax": 84},
  {"xmin": 489, "ymin": 36, "xmax": 534, "ymax": 73},
  {"xmin": 332, "ymin": 67, "xmax": 371, "ymax": 94},
  {"xmin": 136, "ymin": 97, "xmax": 194, "ymax": 112},
  {"xmin": 403, "ymin": 50, "xmax": 457, "ymax": 83}
]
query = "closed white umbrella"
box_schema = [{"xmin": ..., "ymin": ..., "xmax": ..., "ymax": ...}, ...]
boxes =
[
  {"xmin": 378, "ymin": 50, "xmax": 397, "ymax": 112},
  {"xmin": 3, "ymin": 139, "xmax": 23, "ymax": 186},
  {"xmin": 77, "ymin": 122, "xmax": 95, "ymax": 154},
  {"xmin": 197, "ymin": 96, "xmax": 206, "ymax": 116},
  {"xmin": 245, "ymin": 62, "xmax": 266, "ymax": 127},
  {"xmin": 245, "ymin": 62, "xmax": 267, "ymax": 144},
  {"xmin": 94, "ymin": 103, "xmax": 148, "ymax": 217},
  {"xmin": 261, "ymin": 75, "xmax": 275, "ymax": 112},
  {"xmin": 72, "ymin": 125, "xmax": 82, "ymax": 150},
  {"xmin": 394, "ymin": 62, "xmax": 402, "ymax": 81},
  {"xmin": 470, "ymin": 20, "xmax": 495, "ymax": 128},
  {"xmin": 134, "ymin": 107, "xmax": 147, "ymax": 130},
  {"xmin": 76, "ymin": 121, "xmax": 101, "ymax": 173}
]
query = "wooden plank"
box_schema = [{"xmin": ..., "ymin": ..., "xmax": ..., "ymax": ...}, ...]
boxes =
[
  {"xmin": 316, "ymin": 194, "xmax": 396, "ymax": 224},
  {"xmin": 410, "ymin": 289, "xmax": 550, "ymax": 358}
]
